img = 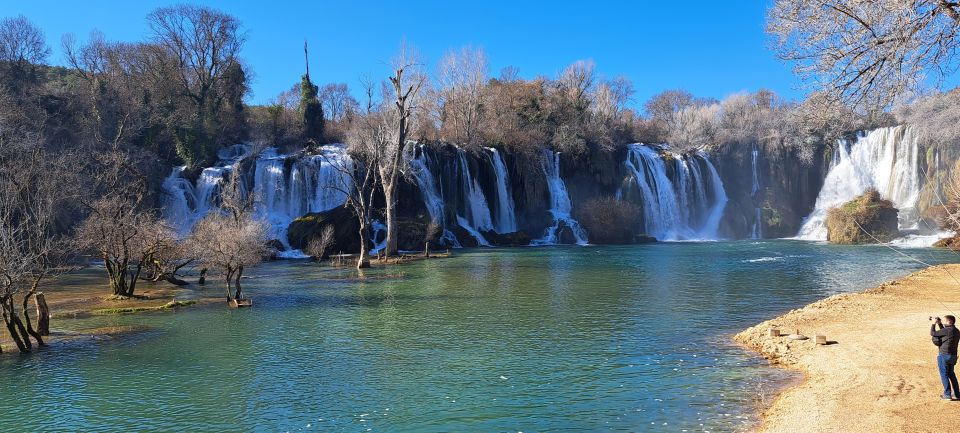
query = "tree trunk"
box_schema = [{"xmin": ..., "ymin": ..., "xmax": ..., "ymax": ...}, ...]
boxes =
[
  {"xmin": 1, "ymin": 300, "xmax": 30, "ymax": 353},
  {"xmin": 107, "ymin": 258, "xmax": 135, "ymax": 298},
  {"xmin": 35, "ymin": 292, "xmax": 50, "ymax": 336},
  {"xmin": 225, "ymin": 268, "xmax": 234, "ymax": 301},
  {"xmin": 198, "ymin": 268, "xmax": 208, "ymax": 285},
  {"xmin": 384, "ymin": 180, "xmax": 399, "ymax": 256},
  {"xmin": 234, "ymin": 265, "xmax": 244, "ymax": 300},
  {"xmin": 164, "ymin": 275, "xmax": 189, "ymax": 286},
  {"xmin": 21, "ymin": 290, "xmax": 44, "ymax": 347},
  {"xmin": 424, "ymin": 241, "xmax": 430, "ymax": 258},
  {"xmin": 127, "ymin": 262, "xmax": 143, "ymax": 297},
  {"xmin": 357, "ymin": 222, "xmax": 371, "ymax": 269}
]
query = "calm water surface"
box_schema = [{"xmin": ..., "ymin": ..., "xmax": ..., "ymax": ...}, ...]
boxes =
[{"xmin": 1, "ymin": 240, "xmax": 957, "ymax": 432}]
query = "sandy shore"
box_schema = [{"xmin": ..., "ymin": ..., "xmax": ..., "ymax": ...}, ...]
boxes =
[{"xmin": 736, "ymin": 264, "xmax": 960, "ymax": 432}]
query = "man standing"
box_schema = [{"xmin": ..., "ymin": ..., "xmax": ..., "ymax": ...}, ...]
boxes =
[{"xmin": 931, "ymin": 315, "xmax": 960, "ymax": 400}]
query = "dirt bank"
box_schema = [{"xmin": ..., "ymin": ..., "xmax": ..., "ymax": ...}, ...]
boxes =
[{"xmin": 736, "ymin": 264, "xmax": 960, "ymax": 432}]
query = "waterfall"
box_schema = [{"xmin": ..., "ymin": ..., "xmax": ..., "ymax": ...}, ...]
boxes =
[
  {"xmin": 796, "ymin": 126, "xmax": 922, "ymax": 240},
  {"xmin": 406, "ymin": 145, "xmax": 462, "ymax": 248},
  {"xmin": 163, "ymin": 164, "xmax": 240, "ymax": 236},
  {"xmin": 370, "ymin": 220, "xmax": 387, "ymax": 254},
  {"xmin": 532, "ymin": 150, "xmax": 588, "ymax": 245},
  {"xmin": 750, "ymin": 143, "xmax": 762, "ymax": 239},
  {"xmin": 485, "ymin": 147, "xmax": 518, "ymax": 233},
  {"xmin": 162, "ymin": 145, "xmax": 351, "ymax": 257},
  {"xmin": 455, "ymin": 148, "xmax": 493, "ymax": 246},
  {"xmin": 622, "ymin": 144, "xmax": 727, "ymax": 240}
]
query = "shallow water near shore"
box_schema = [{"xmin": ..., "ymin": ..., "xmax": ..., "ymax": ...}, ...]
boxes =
[{"xmin": 0, "ymin": 240, "xmax": 957, "ymax": 432}]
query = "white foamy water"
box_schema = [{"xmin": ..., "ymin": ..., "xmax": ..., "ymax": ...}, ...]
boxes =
[
  {"xmin": 485, "ymin": 147, "xmax": 518, "ymax": 234},
  {"xmin": 532, "ymin": 150, "xmax": 588, "ymax": 245},
  {"xmin": 797, "ymin": 126, "xmax": 926, "ymax": 243},
  {"xmin": 622, "ymin": 144, "xmax": 728, "ymax": 241},
  {"xmin": 163, "ymin": 145, "xmax": 351, "ymax": 256}
]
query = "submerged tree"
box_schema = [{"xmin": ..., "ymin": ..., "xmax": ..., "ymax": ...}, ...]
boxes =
[
  {"xmin": 0, "ymin": 145, "xmax": 71, "ymax": 353},
  {"xmin": 76, "ymin": 151, "xmax": 166, "ymax": 298},
  {"xmin": 381, "ymin": 45, "xmax": 426, "ymax": 256},
  {"xmin": 338, "ymin": 78, "xmax": 386, "ymax": 269},
  {"xmin": 768, "ymin": 0, "xmax": 960, "ymax": 108},
  {"xmin": 188, "ymin": 164, "xmax": 269, "ymax": 304}
]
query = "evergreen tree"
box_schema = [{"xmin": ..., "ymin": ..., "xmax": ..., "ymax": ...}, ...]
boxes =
[
  {"xmin": 300, "ymin": 41, "xmax": 324, "ymax": 144},
  {"xmin": 300, "ymin": 73, "xmax": 324, "ymax": 144}
]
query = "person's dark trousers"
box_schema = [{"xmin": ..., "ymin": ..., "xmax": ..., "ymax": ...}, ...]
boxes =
[{"xmin": 937, "ymin": 354, "xmax": 959, "ymax": 399}]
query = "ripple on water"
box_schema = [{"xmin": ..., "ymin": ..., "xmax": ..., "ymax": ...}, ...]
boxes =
[{"xmin": 0, "ymin": 240, "xmax": 954, "ymax": 431}]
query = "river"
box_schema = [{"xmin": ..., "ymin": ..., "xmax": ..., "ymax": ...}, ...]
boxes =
[{"xmin": 0, "ymin": 240, "xmax": 956, "ymax": 432}]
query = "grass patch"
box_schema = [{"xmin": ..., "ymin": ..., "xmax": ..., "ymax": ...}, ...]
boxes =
[{"xmin": 90, "ymin": 300, "xmax": 197, "ymax": 315}]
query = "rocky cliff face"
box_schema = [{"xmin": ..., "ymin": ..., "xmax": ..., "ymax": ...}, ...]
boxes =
[{"xmin": 713, "ymin": 142, "xmax": 831, "ymax": 239}]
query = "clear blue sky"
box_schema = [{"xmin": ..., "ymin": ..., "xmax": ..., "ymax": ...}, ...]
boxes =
[{"xmin": 2, "ymin": 0, "xmax": 800, "ymax": 107}]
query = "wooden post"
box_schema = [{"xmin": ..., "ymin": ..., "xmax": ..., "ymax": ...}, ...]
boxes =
[
  {"xmin": 425, "ymin": 242, "xmax": 430, "ymax": 258},
  {"xmin": 815, "ymin": 335, "xmax": 827, "ymax": 345},
  {"xmin": 35, "ymin": 292, "xmax": 50, "ymax": 336},
  {"xmin": 768, "ymin": 327, "xmax": 780, "ymax": 337}
]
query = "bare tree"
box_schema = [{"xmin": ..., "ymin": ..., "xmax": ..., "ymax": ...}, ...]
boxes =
[
  {"xmin": 0, "ymin": 15, "xmax": 50, "ymax": 69},
  {"xmin": 147, "ymin": 4, "xmax": 247, "ymax": 166},
  {"xmin": 319, "ymin": 83, "xmax": 359, "ymax": 123},
  {"xmin": 381, "ymin": 44, "xmax": 426, "ymax": 256},
  {"xmin": 437, "ymin": 46, "xmax": 489, "ymax": 147},
  {"xmin": 558, "ymin": 59, "xmax": 596, "ymax": 114},
  {"xmin": 0, "ymin": 145, "xmax": 70, "ymax": 353},
  {"xmin": 895, "ymin": 88, "xmax": 960, "ymax": 146},
  {"xmin": 188, "ymin": 167, "xmax": 268, "ymax": 304},
  {"xmin": 768, "ymin": 0, "xmax": 960, "ymax": 108},
  {"xmin": 337, "ymin": 78, "xmax": 387, "ymax": 269},
  {"xmin": 667, "ymin": 104, "xmax": 721, "ymax": 152},
  {"xmin": 305, "ymin": 225, "xmax": 336, "ymax": 261},
  {"xmin": 75, "ymin": 151, "xmax": 162, "ymax": 298}
]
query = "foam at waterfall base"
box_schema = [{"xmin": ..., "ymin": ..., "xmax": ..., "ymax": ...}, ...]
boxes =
[
  {"xmin": 796, "ymin": 126, "xmax": 922, "ymax": 241},
  {"xmin": 888, "ymin": 232, "xmax": 952, "ymax": 249},
  {"xmin": 275, "ymin": 249, "xmax": 311, "ymax": 259}
]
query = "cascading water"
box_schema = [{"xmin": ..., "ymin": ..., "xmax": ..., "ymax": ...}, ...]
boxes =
[
  {"xmin": 796, "ymin": 126, "xmax": 922, "ymax": 241},
  {"xmin": 532, "ymin": 150, "xmax": 588, "ymax": 245},
  {"xmin": 750, "ymin": 143, "xmax": 762, "ymax": 239},
  {"xmin": 485, "ymin": 147, "xmax": 518, "ymax": 233},
  {"xmin": 405, "ymin": 145, "xmax": 462, "ymax": 248},
  {"xmin": 455, "ymin": 148, "xmax": 493, "ymax": 246},
  {"xmin": 162, "ymin": 145, "xmax": 351, "ymax": 257},
  {"xmin": 621, "ymin": 144, "xmax": 727, "ymax": 240},
  {"xmin": 162, "ymin": 146, "xmax": 250, "ymax": 236},
  {"xmin": 252, "ymin": 146, "xmax": 351, "ymax": 256}
]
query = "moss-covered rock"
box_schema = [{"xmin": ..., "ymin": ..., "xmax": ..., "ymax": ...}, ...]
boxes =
[
  {"xmin": 826, "ymin": 190, "xmax": 899, "ymax": 244},
  {"xmin": 934, "ymin": 235, "xmax": 960, "ymax": 250}
]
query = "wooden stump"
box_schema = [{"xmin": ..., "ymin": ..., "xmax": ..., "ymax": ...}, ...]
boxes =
[
  {"xmin": 228, "ymin": 298, "xmax": 253, "ymax": 308},
  {"xmin": 815, "ymin": 335, "xmax": 827, "ymax": 345},
  {"xmin": 768, "ymin": 328, "xmax": 781, "ymax": 337},
  {"xmin": 35, "ymin": 292, "xmax": 50, "ymax": 336}
]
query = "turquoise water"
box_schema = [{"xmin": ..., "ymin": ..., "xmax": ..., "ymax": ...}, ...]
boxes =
[{"xmin": 1, "ymin": 240, "xmax": 957, "ymax": 432}]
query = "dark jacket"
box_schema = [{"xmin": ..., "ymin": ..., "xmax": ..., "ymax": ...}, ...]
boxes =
[{"xmin": 932, "ymin": 324, "xmax": 960, "ymax": 356}]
